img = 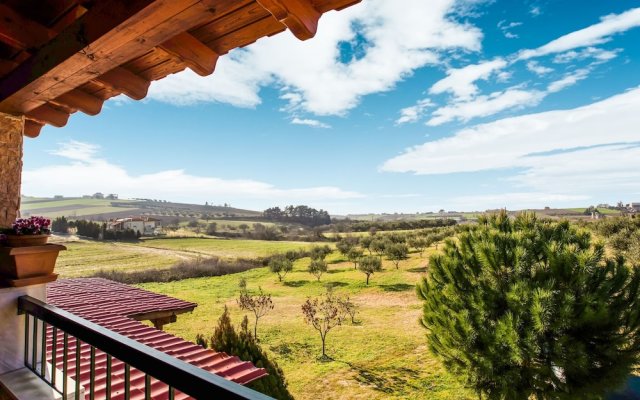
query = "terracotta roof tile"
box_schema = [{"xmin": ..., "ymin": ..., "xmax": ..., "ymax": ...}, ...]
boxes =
[{"xmin": 46, "ymin": 278, "xmax": 267, "ymax": 399}]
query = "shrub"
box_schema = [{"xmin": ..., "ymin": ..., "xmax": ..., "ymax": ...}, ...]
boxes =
[
  {"xmin": 92, "ymin": 256, "xmax": 260, "ymax": 284},
  {"xmin": 417, "ymin": 211, "xmax": 640, "ymax": 399}
]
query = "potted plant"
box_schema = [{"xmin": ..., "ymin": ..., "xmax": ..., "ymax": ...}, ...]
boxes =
[
  {"xmin": 0, "ymin": 216, "xmax": 65, "ymax": 286},
  {"xmin": 2, "ymin": 216, "xmax": 51, "ymax": 246}
]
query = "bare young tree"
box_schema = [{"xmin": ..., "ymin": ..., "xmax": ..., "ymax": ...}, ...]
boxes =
[
  {"xmin": 337, "ymin": 294, "xmax": 358, "ymax": 324},
  {"xmin": 301, "ymin": 289, "xmax": 347, "ymax": 360},
  {"xmin": 237, "ymin": 286, "xmax": 274, "ymax": 341}
]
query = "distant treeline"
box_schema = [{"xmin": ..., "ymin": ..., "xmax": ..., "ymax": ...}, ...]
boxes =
[
  {"xmin": 333, "ymin": 218, "xmax": 457, "ymax": 232},
  {"xmin": 263, "ymin": 205, "xmax": 331, "ymax": 227},
  {"xmin": 52, "ymin": 217, "xmax": 140, "ymax": 241}
]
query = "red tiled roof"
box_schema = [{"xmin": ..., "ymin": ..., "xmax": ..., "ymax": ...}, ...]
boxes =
[
  {"xmin": 46, "ymin": 278, "xmax": 267, "ymax": 399},
  {"xmin": 47, "ymin": 278, "xmax": 197, "ymax": 317}
]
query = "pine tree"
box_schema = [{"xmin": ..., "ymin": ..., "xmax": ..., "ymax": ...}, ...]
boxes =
[
  {"xmin": 210, "ymin": 307, "xmax": 294, "ymax": 400},
  {"xmin": 417, "ymin": 211, "xmax": 640, "ymax": 399}
]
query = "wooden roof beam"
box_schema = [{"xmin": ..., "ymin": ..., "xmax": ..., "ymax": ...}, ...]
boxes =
[
  {"xmin": 256, "ymin": 0, "xmax": 321, "ymax": 40},
  {"xmin": 53, "ymin": 89, "xmax": 104, "ymax": 116},
  {"xmin": 24, "ymin": 120, "xmax": 44, "ymax": 138},
  {"xmin": 0, "ymin": 0, "xmax": 226, "ymax": 114},
  {"xmin": 159, "ymin": 32, "xmax": 219, "ymax": 77},
  {"xmin": 95, "ymin": 67, "xmax": 150, "ymax": 100},
  {"xmin": 26, "ymin": 104, "xmax": 70, "ymax": 128},
  {"xmin": 0, "ymin": 0, "xmax": 158, "ymax": 113},
  {"xmin": 0, "ymin": 4, "xmax": 56, "ymax": 50}
]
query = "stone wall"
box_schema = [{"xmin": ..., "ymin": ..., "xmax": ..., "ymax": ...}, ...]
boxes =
[{"xmin": 0, "ymin": 113, "xmax": 23, "ymax": 228}]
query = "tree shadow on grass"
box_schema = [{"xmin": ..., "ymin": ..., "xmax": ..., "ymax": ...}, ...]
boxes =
[
  {"xmin": 283, "ymin": 280, "xmax": 308, "ymax": 287},
  {"xmin": 324, "ymin": 281, "xmax": 348, "ymax": 288},
  {"xmin": 407, "ymin": 267, "xmax": 427, "ymax": 273},
  {"xmin": 379, "ymin": 283, "xmax": 414, "ymax": 292},
  {"xmin": 337, "ymin": 361, "xmax": 421, "ymax": 394}
]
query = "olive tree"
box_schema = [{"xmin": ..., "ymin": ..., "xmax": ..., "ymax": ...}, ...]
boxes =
[
  {"xmin": 308, "ymin": 259, "xmax": 328, "ymax": 281},
  {"xmin": 358, "ymin": 255, "xmax": 382, "ymax": 285},
  {"xmin": 269, "ymin": 255, "xmax": 293, "ymax": 282},
  {"xmin": 384, "ymin": 243, "xmax": 409, "ymax": 269}
]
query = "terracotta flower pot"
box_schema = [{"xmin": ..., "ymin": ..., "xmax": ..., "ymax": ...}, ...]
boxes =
[
  {"xmin": 0, "ymin": 244, "xmax": 66, "ymax": 280},
  {"xmin": 4, "ymin": 234, "xmax": 50, "ymax": 247}
]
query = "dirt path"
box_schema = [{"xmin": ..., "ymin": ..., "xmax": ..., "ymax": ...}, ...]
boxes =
[{"xmin": 113, "ymin": 242, "xmax": 197, "ymax": 261}]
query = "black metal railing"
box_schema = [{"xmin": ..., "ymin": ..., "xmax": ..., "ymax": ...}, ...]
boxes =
[{"xmin": 18, "ymin": 295, "xmax": 272, "ymax": 400}]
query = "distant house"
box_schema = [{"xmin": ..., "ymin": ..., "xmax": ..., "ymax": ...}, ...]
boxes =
[
  {"xmin": 108, "ymin": 216, "xmax": 161, "ymax": 235},
  {"xmin": 627, "ymin": 203, "xmax": 640, "ymax": 212},
  {"xmin": 53, "ymin": 195, "xmax": 64, "ymax": 199},
  {"xmin": 106, "ymin": 193, "xmax": 118, "ymax": 200},
  {"xmin": 93, "ymin": 192, "xmax": 104, "ymax": 199}
]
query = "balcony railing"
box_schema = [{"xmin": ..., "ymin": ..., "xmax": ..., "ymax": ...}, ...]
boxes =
[{"xmin": 17, "ymin": 295, "xmax": 272, "ymax": 400}]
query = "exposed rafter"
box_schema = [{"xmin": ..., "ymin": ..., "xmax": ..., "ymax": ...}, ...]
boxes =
[
  {"xmin": 159, "ymin": 32, "xmax": 219, "ymax": 77},
  {"xmin": 95, "ymin": 67, "xmax": 151, "ymax": 100},
  {"xmin": 26, "ymin": 104, "xmax": 70, "ymax": 128},
  {"xmin": 53, "ymin": 89, "xmax": 104, "ymax": 116},
  {"xmin": 256, "ymin": 0, "xmax": 321, "ymax": 40}
]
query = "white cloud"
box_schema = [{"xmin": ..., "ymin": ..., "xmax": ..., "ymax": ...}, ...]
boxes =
[
  {"xmin": 429, "ymin": 58, "xmax": 507, "ymax": 100},
  {"xmin": 23, "ymin": 142, "xmax": 363, "ymax": 205},
  {"xmin": 526, "ymin": 61, "xmax": 553, "ymax": 75},
  {"xmin": 396, "ymin": 99, "xmax": 435, "ymax": 125},
  {"xmin": 546, "ymin": 68, "xmax": 590, "ymax": 93},
  {"xmin": 552, "ymin": 47, "xmax": 620, "ymax": 64},
  {"xmin": 425, "ymin": 67, "xmax": 593, "ymax": 126},
  {"xmin": 382, "ymin": 86, "xmax": 640, "ymax": 195},
  {"xmin": 518, "ymin": 7, "xmax": 640, "ymax": 59},
  {"xmin": 291, "ymin": 118, "xmax": 331, "ymax": 128},
  {"xmin": 49, "ymin": 140, "xmax": 99, "ymax": 163},
  {"xmin": 498, "ymin": 20, "xmax": 523, "ymax": 39},
  {"xmin": 148, "ymin": 0, "xmax": 483, "ymax": 116},
  {"xmin": 529, "ymin": 6, "xmax": 542, "ymax": 17},
  {"xmin": 427, "ymin": 86, "xmax": 545, "ymax": 126}
]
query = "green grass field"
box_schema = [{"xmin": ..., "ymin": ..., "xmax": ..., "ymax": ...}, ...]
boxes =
[
  {"xmin": 139, "ymin": 249, "xmax": 473, "ymax": 399},
  {"xmin": 137, "ymin": 237, "xmax": 320, "ymax": 259},
  {"xmin": 52, "ymin": 239, "xmax": 180, "ymax": 277},
  {"xmin": 50, "ymin": 235, "xmax": 471, "ymax": 398}
]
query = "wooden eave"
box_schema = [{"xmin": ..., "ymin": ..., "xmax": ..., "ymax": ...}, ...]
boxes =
[{"xmin": 0, "ymin": 0, "xmax": 360, "ymax": 138}]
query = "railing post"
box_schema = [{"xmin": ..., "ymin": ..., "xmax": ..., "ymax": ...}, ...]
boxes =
[{"xmin": 0, "ymin": 284, "xmax": 46, "ymax": 374}]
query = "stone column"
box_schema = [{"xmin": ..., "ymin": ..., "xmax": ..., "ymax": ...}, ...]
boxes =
[{"xmin": 0, "ymin": 112, "xmax": 24, "ymax": 227}]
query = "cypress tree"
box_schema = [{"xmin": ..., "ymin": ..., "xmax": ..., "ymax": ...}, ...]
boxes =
[{"xmin": 418, "ymin": 211, "xmax": 640, "ymax": 399}]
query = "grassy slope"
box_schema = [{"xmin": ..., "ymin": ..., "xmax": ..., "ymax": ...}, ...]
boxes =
[
  {"xmin": 137, "ymin": 238, "xmax": 319, "ymax": 259},
  {"xmin": 52, "ymin": 239, "xmax": 180, "ymax": 277},
  {"xmin": 140, "ymin": 250, "xmax": 473, "ymax": 399}
]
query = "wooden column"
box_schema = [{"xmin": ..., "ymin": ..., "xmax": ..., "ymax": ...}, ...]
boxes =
[{"xmin": 0, "ymin": 112, "xmax": 23, "ymax": 227}]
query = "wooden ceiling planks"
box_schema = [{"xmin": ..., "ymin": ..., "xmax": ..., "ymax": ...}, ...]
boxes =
[{"xmin": 0, "ymin": 0, "xmax": 361, "ymax": 137}]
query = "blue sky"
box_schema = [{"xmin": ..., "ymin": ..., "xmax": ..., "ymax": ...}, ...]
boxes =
[{"xmin": 22, "ymin": 0, "xmax": 640, "ymax": 214}]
